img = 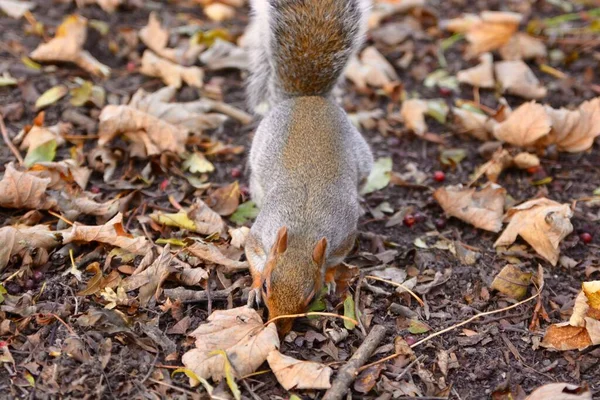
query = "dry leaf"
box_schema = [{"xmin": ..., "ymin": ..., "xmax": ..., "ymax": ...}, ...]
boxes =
[
  {"xmin": 465, "ymin": 11, "xmax": 522, "ymax": 57},
  {"xmin": 0, "ymin": 163, "xmax": 57, "ymax": 210},
  {"xmin": 525, "ymin": 383, "xmax": 591, "ymax": 400},
  {"xmin": 434, "ymin": 183, "xmax": 505, "ymax": 232},
  {"xmin": 229, "ymin": 226, "xmax": 250, "ymax": 249},
  {"xmin": 75, "ymin": 0, "xmax": 122, "ymax": 13},
  {"xmin": 30, "ymin": 15, "xmax": 110, "ymax": 77},
  {"xmin": 400, "ymin": 99, "xmax": 429, "ymax": 136},
  {"xmin": 368, "ymin": 0, "xmax": 425, "ymax": 29},
  {"xmin": 0, "ymin": 0, "xmax": 35, "ymax": 19},
  {"xmin": 544, "ymin": 98, "xmax": 600, "ymax": 153},
  {"xmin": 139, "ymin": 50, "xmax": 204, "ymax": 88},
  {"xmin": 499, "ymin": 33, "xmax": 547, "ymax": 61},
  {"xmin": 121, "ymin": 247, "xmax": 174, "ymax": 306},
  {"xmin": 494, "ymin": 198, "xmax": 573, "ymax": 266},
  {"xmin": 182, "ymin": 307, "xmax": 279, "ymax": 381},
  {"xmin": 473, "ymin": 148, "xmax": 514, "ymax": 183},
  {"xmin": 267, "ymin": 350, "xmax": 332, "ymax": 390},
  {"xmin": 28, "ymin": 160, "xmax": 92, "ymax": 190},
  {"xmin": 20, "ymin": 123, "xmax": 67, "ymax": 154},
  {"xmin": 513, "ymin": 152, "xmax": 540, "ymax": 169},
  {"xmin": 199, "ymin": 39, "xmax": 249, "ymax": 71},
  {"xmin": 493, "ymin": 101, "xmax": 551, "ymax": 146},
  {"xmin": 151, "ymin": 200, "xmax": 226, "ymax": 236},
  {"xmin": 61, "ymin": 213, "xmax": 152, "ymax": 255},
  {"xmin": 0, "ymin": 225, "xmax": 59, "ymax": 271},
  {"xmin": 457, "ymin": 53, "xmax": 495, "ymax": 88},
  {"xmin": 494, "ymin": 61, "xmax": 547, "ymax": 99},
  {"xmin": 491, "ymin": 264, "xmax": 532, "ymax": 300},
  {"xmin": 204, "ymin": 3, "xmax": 235, "ymax": 22},
  {"xmin": 186, "ymin": 241, "xmax": 248, "ymax": 271},
  {"xmin": 207, "ymin": 181, "xmax": 240, "ymax": 216},
  {"xmin": 452, "ymin": 107, "xmax": 491, "ymax": 141},
  {"xmin": 98, "ymin": 105, "xmax": 188, "ymax": 155},
  {"xmin": 345, "ymin": 46, "xmax": 399, "ymax": 90}
]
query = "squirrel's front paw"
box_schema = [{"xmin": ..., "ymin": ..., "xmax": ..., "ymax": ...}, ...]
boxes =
[
  {"xmin": 326, "ymin": 280, "xmax": 337, "ymax": 295},
  {"xmin": 247, "ymin": 287, "xmax": 262, "ymax": 308}
]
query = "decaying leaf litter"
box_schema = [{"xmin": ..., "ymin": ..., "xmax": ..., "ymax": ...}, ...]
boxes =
[{"xmin": 1, "ymin": 0, "xmax": 600, "ymax": 399}]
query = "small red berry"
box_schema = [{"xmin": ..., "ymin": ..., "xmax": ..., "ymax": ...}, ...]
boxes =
[
  {"xmin": 433, "ymin": 171, "xmax": 445, "ymax": 182},
  {"xmin": 434, "ymin": 218, "xmax": 447, "ymax": 230},
  {"xmin": 404, "ymin": 335, "xmax": 417, "ymax": 346},
  {"xmin": 439, "ymin": 87, "xmax": 452, "ymax": 97},
  {"xmin": 90, "ymin": 186, "xmax": 101, "ymax": 194},
  {"xmin": 126, "ymin": 61, "xmax": 137, "ymax": 73},
  {"xmin": 33, "ymin": 271, "xmax": 44, "ymax": 281},
  {"xmin": 159, "ymin": 178, "xmax": 169, "ymax": 192},
  {"xmin": 414, "ymin": 212, "xmax": 426, "ymax": 223},
  {"xmin": 231, "ymin": 167, "xmax": 242, "ymax": 178},
  {"xmin": 403, "ymin": 214, "xmax": 416, "ymax": 227},
  {"xmin": 526, "ymin": 166, "xmax": 540, "ymax": 175},
  {"xmin": 580, "ymin": 232, "xmax": 593, "ymax": 244}
]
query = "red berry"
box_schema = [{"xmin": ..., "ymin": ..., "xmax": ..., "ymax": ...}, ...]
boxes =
[
  {"xmin": 90, "ymin": 186, "xmax": 101, "ymax": 194},
  {"xmin": 240, "ymin": 186, "xmax": 250, "ymax": 197},
  {"xmin": 231, "ymin": 167, "xmax": 242, "ymax": 178},
  {"xmin": 433, "ymin": 171, "xmax": 445, "ymax": 182},
  {"xmin": 126, "ymin": 61, "xmax": 137, "ymax": 73},
  {"xmin": 5, "ymin": 281, "xmax": 21, "ymax": 295},
  {"xmin": 24, "ymin": 279, "xmax": 35, "ymax": 290},
  {"xmin": 439, "ymin": 87, "xmax": 452, "ymax": 97},
  {"xmin": 526, "ymin": 166, "xmax": 540, "ymax": 175},
  {"xmin": 33, "ymin": 271, "xmax": 44, "ymax": 281},
  {"xmin": 580, "ymin": 232, "xmax": 593, "ymax": 244},
  {"xmin": 434, "ymin": 218, "xmax": 447, "ymax": 230},
  {"xmin": 404, "ymin": 335, "xmax": 417, "ymax": 346},
  {"xmin": 403, "ymin": 214, "xmax": 416, "ymax": 227},
  {"xmin": 414, "ymin": 212, "xmax": 426, "ymax": 223},
  {"xmin": 159, "ymin": 178, "xmax": 169, "ymax": 191}
]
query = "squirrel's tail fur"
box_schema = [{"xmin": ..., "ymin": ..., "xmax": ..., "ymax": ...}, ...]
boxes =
[{"xmin": 246, "ymin": 0, "xmax": 370, "ymax": 112}]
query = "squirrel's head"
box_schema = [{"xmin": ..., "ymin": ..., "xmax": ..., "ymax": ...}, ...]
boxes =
[{"xmin": 261, "ymin": 226, "xmax": 328, "ymax": 335}]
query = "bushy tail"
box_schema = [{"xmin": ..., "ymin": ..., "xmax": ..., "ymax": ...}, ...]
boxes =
[{"xmin": 246, "ymin": 0, "xmax": 369, "ymax": 112}]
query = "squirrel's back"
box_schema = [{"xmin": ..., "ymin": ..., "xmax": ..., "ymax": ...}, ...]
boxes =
[{"xmin": 246, "ymin": 0, "xmax": 370, "ymax": 111}]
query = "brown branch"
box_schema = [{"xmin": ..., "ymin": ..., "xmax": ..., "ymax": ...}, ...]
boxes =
[
  {"xmin": 0, "ymin": 113, "xmax": 24, "ymax": 165},
  {"xmin": 322, "ymin": 325, "xmax": 386, "ymax": 400}
]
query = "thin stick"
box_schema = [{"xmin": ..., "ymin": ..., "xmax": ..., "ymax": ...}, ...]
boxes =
[
  {"xmin": 0, "ymin": 113, "xmax": 24, "ymax": 165},
  {"xmin": 48, "ymin": 210, "xmax": 74, "ymax": 226},
  {"xmin": 358, "ymin": 283, "xmax": 543, "ymax": 373},
  {"xmin": 354, "ymin": 275, "xmax": 367, "ymax": 337},
  {"xmin": 322, "ymin": 325, "xmax": 386, "ymax": 400},
  {"xmin": 265, "ymin": 312, "xmax": 358, "ymax": 327},
  {"xmin": 365, "ymin": 275, "xmax": 424, "ymax": 306}
]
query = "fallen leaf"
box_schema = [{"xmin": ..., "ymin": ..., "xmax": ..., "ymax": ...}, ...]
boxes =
[
  {"xmin": 464, "ymin": 11, "xmax": 522, "ymax": 57},
  {"xmin": 75, "ymin": 0, "xmax": 123, "ymax": 13},
  {"xmin": 409, "ymin": 319, "xmax": 431, "ymax": 334},
  {"xmin": 361, "ymin": 157, "xmax": 392, "ymax": 195},
  {"xmin": 183, "ymin": 152, "xmax": 214, "ymax": 174},
  {"xmin": 28, "ymin": 160, "xmax": 92, "ymax": 190},
  {"xmin": 525, "ymin": 383, "xmax": 591, "ymax": 400},
  {"xmin": 0, "ymin": 163, "xmax": 57, "ymax": 210},
  {"xmin": 452, "ymin": 106, "xmax": 491, "ymax": 141},
  {"xmin": 230, "ymin": 201, "xmax": 259, "ymax": 225},
  {"xmin": 229, "ymin": 226, "xmax": 250, "ymax": 249},
  {"xmin": 267, "ymin": 350, "xmax": 332, "ymax": 390},
  {"xmin": 343, "ymin": 295, "xmax": 357, "ymax": 330},
  {"xmin": 457, "ymin": 53, "xmax": 495, "ymax": 88},
  {"xmin": 204, "ymin": 3, "xmax": 235, "ymax": 22},
  {"xmin": 61, "ymin": 213, "xmax": 152, "ymax": 255},
  {"xmin": 208, "ymin": 181, "xmax": 240, "ymax": 216},
  {"xmin": 182, "ymin": 307, "xmax": 279, "ymax": 381},
  {"xmin": 121, "ymin": 247, "xmax": 174, "ymax": 306},
  {"xmin": 0, "ymin": 0, "xmax": 35, "ymax": 19},
  {"xmin": 499, "ymin": 33, "xmax": 547, "ymax": 61},
  {"xmin": 400, "ymin": 99, "xmax": 428, "ymax": 136},
  {"xmin": 434, "ymin": 183, "xmax": 505, "ymax": 232},
  {"xmin": 544, "ymin": 98, "xmax": 600, "ymax": 153},
  {"xmin": 151, "ymin": 200, "xmax": 226, "ymax": 236},
  {"xmin": 35, "ymin": 85, "xmax": 68, "ymax": 110},
  {"xmin": 139, "ymin": 50, "xmax": 204, "ymax": 89},
  {"xmin": 354, "ymin": 364, "xmax": 384, "ymax": 394},
  {"xmin": 0, "ymin": 72, "xmax": 18, "ymax": 86},
  {"xmin": 513, "ymin": 152, "xmax": 540, "ymax": 169},
  {"xmin": 494, "ymin": 198, "xmax": 573, "ymax": 266},
  {"xmin": 70, "ymin": 79, "xmax": 105, "ymax": 108},
  {"xmin": 345, "ymin": 46, "xmax": 399, "ymax": 90},
  {"xmin": 199, "ymin": 39, "xmax": 249, "ymax": 71},
  {"xmin": 493, "ymin": 101, "xmax": 551, "ymax": 146},
  {"xmin": 472, "ymin": 148, "xmax": 514, "ymax": 182},
  {"xmin": 0, "ymin": 225, "xmax": 59, "ymax": 271},
  {"xmin": 98, "ymin": 105, "xmax": 188, "ymax": 155},
  {"xmin": 30, "ymin": 15, "xmax": 110, "ymax": 77},
  {"xmin": 494, "ymin": 61, "xmax": 547, "ymax": 99},
  {"xmin": 186, "ymin": 241, "xmax": 247, "ymax": 271},
  {"xmin": 491, "ymin": 265, "xmax": 532, "ymax": 300},
  {"xmin": 24, "ymin": 140, "xmax": 57, "ymax": 167}
]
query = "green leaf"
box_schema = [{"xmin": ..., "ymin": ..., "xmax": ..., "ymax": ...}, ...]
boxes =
[
  {"xmin": 0, "ymin": 284, "xmax": 7, "ymax": 304},
  {"xmin": 360, "ymin": 157, "xmax": 392, "ymax": 195},
  {"xmin": 408, "ymin": 319, "xmax": 431, "ymax": 334},
  {"xmin": 230, "ymin": 201, "xmax": 259, "ymax": 225},
  {"xmin": 35, "ymin": 85, "xmax": 68, "ymax": 110},
  {"xmin": 289, "ymin": 396, "xmax": 302, "ymax": 400},
  {"xmin": 21, "ymin": 56, "xmax": 42, "ymax": 70},
  {"xmin": 592, "ymin": 187, "xmax": 600, "ymax": 196},
  {"xmin": 209, "ymin": 350, "xmax": 241, "ymax": 400},
  {"xmin": 24, "ymin": 140, "xmax": 57, "ymax": 167},
  {"xmin": 183, "ymin": 152, "xmax": 215, "ymax": 174},
  {"xmin": 425, "ymin": 99, "xmax": 449, "ymax": 124},
  {"xmin": 0, "ymin": 73, "xmax": 17, "ymax": 86},
  {"xmin": 440, "ymin": 148, "xmax": 467, "ymax": 167},
  {"xmin": 172, "ymin": 368, "xmax": 213, "ymax": 391},
  {"xmin": 440, "ymin": 33, "xmax": 464, "ymax": 51},
  {"xmin": 424, "ymin": 69, "xmax": 458, "ymax": 91},
  {"xmin": 70, "ymin": 80, "xmax": 105, "ymax": 108},
  {"xmin": 343, "ymin": 295, "xmax": 357, "ymax": 330}
]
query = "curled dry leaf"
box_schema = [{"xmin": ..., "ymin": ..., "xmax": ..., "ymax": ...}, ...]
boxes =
[
  {"xmin": 199, "ymin": 39, "xmax": 249, "ymax": 71},
  {"xmin": 140, "ymin": 50, "xmax": 204, "ymax": 89},
  {"xmin": 368, "ymin": 0, "xmax": 425, "ymax": 29},
  {"xmin": 151, "ymin": 200, "xmax": 226, "ymax": 236},
  {"xmin": 186, "ymin": 241, "xmax": 248, "ymax": 272},
  {"xmin": 433, "ymin": 183, "xmax": 505, "ymax": 232},
  {"xmin": 541, "ymin": 281, "xmax": 600, "ymax": 351},
  {"xmin": 512, "ymin": 152, "xmax": 540, "ymax": 169},
  {"xmin": 473, "ymin": 149, "xmax": 540, "ymax": 183},
  {"xmin": 345, "ymin": 46, "xmax": 399, "ymax": 90},
  {"xmin": 75, "ymin": 0, "xmax": 123, "ymax": 13},
  {"xmin": 400, "ymin": 99, "xmax": 428, "ymax": 136},
  {"xmin": 453, "ymin": 107, "xmax": 491, "ymax": 141},
  {"xmin": 544, "ymin": 98, "xmax": 600, "ymax": 153},
  {"xmin": 61, "ymin": 213, "xmax": 152, "ymax": 255},
  {"xmin": 494, "ymin": 198, "xmax": 573, "ymax": 266},
  {"xmin": 229, "ymin": 226, "xmax": 250, "ymax": 249},
  {"xmin": 493, "ymin": 101, "xmax": 551, "ymax": 147},
  {"xmin": 207, "ymin": 181, "xmax": 241, "ymax": 216},
  {"xmin": 457, "ymin": 53, "xmax": 494, "ymax": 88},
  {"xmin": 98, "ymin": 105, "xmax": 188, "ymax": 155},
  {"xmin": 121, "ymin": 247, "xmax": 174, "ymax": 306},
  {"xmin": 182, "ymin": 306, "xmax": 279, "ymax": 381},
  {"xmin": 0, "ymin": 225, "xmax": 59, "ymax": 271},
  {"xmin": 267, "ymin": 350, "xmax": 332, "ymax": 390},
  {"xmin": 20, "ymin": 123, "xmax": 68, "ymax": 161},
  {"xmin": 29, "ymin": 160, "xmax": 92, "ymax": 190},
  {"xmin": 499, "ymin": 33, "xmax": 547, "ymax": 61},
  {"xmin": 464, "ymin": 11, "xmax": 522, "ymax": 57},
  {"xmin": 490, "ymin": 264, "xmax": 532, "ymax": 300},
  {"xmin": 204, "ymin": 2, "xmax": 235, "ymax": 22},
  {"xmin": 494, "ymin": 61, "xmax": 547, "ymax": 99},
  {"xmin": 30, "ymin": 15, "xmax": 110, "ymax": 77},
  {"xmin": 525, "ymin": 383, "xmax": 591, "ymax": 400},
  {"xmin": 0, "ymin": 0, "xmax": 36, "ymax": 19},
  {"xmin": 0, "ymin": 163, "xmax": 57, "ymax": 210}
]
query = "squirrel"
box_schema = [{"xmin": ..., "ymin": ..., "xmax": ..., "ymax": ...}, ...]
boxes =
[{"xmin": 244, "ymin": 0, "xmax": 374, "ymax": 334}]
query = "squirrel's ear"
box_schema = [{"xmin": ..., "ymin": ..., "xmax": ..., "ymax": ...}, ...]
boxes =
[
  {"xmin": 275, "ymin": 226, "xmax": 288, "ymax": 254},
  {"xmin": 312, "ymin": 237, "xmax": 328, "ymax": 265}
]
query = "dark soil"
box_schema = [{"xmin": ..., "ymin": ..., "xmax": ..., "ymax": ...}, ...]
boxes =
[{"xmin": 1, "ymin": 0, "xmax": 599, "ymax": 399}]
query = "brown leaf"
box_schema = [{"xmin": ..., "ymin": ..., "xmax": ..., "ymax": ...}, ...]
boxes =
[
  {"xmin": 186, "ymin": 241, "xmax": 248, "ymax": 271},
  {"xmin": 188, "ymin": 199, "xmax": 227, "ymax": 235},
  {"xmin": 182, "ymin": 306, "xmax": 279, "ymax": 381},
  {"xmin": 207, "ymin": 181, "xmax": 240, "ymax": 216},
  {"xmin": 491, "ymin": 264, "xmax": 532, "ymax": 300},
  {"xmin": 204, "ymin": 3, "xmax": 235, "ymax": 22},
  {"xmin": 452, "ymin": 107, "xmax": 491, "ymax": 141},
  {"xmin": 525, "ymin": 383, "xmax": 591, "ymax": 400},
  {"xmin": 30, "ymin": 15, "xmax": 110, "ymax": 77},
  {"xmin": 457, "ymin": 53, "xmax": 495, "ymax": 88},
  {"xmin": 0, "ymin": 163, "xmax": 57, "ymax": 210},
  {"xmin": 267, "ymin": 350, "xmax": 332, "ymax": 390},
  {"xmin": 464, "ymin": 11, "xmax": 522, "ymax": 57},
  {"xmin": 493, "ymin": 101, "xmax": 551, "ymax": 147},
  {"xmin": 139, "ymin": 50, "xmax": 204, "ymax": 88},
  {"xmin": 400, "ymin": 99, "xmax": 429, "ymax": 136},
  {"xmin": 499, "ymin": 33, "xmax": 547, "ymax": 61},
  {"xmin": 494, "ymin": 198, "xmax": 573, "ymax": 266},
  {"xmin": 544, "ymin": 98, "xmax": 600, "ymax": 153},
  {"xmin": 75, "ymin": 0, "xmax": 122, "ymax": 13},
  {"xmin": 473, "ymin": 148, "xmax": 514, "ymax": 183},
  {"xmin": 0, "ymin": 224, "xmax": 59, "ymax": 271},
  {"xmin": 98, "ymin": 104, "xmax": 188, "ymax": 155},
  {"xmin": 121, "ymin": 247, "xmax": 174, "ymax": 306},
  {"xmin": 0, "ymin": 0, "xmax": 35, "ymax": 19},
  {"xmin": 61, "ymin": 213, "xmax": 152, "ymax": 255},
  {"xmin": 345, "ymin": 46, "xmax": 399, "ymax": 90},
  {"xmin": 512, "ymin": 152, "xmax": 540, "ymax": 169},
  {"xmin": 29, "ymin": 160, "xmax": 92, "ymax": 190},
  {"xmin": 354, "ymin": 364, "xmax": 384, "ymax": 394},
  {"xmin": 434, "ymin": 183, "xmax": 506, "ymax": 232},
  {"xmin": 495, "ymin": 61, "xmax": 547, "ymax": 99}
]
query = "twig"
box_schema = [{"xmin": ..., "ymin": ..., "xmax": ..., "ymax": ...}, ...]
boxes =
[
  {"xmin": 265, "ymin": 312, "xmax": 358, "ymax": 327},
  {"xmin": 358, "ymin": 280, "xmax": 544, "ymax": 373},
  {"xmin": 322, "ymin": 325, "xmax": 386, "ymax": 400},
  {"xmin": 365, "ymin": 275, "xmax": 424, "ymax": 306},
  {"xmin": 392, "ymin": 355, "xmax": 425, "ymax": 382},
  {"xmin": 354, "ymin": 275, "xmax": 367, "ymax": 337},
  {"xmin": 163, "ymin": 278, "xmax": 247, "ymax": 303},
  {"xmin": 0, "ymin": 113, "xmax": 24, "ymax": 165},
  {"xmin": 140, "ymin": 352, "xmax": 160, "ymax": 384}
]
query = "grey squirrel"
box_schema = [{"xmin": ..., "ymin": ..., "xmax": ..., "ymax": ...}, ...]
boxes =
[{"xmin": 244, "ymin": 0, "xmax": 374, "ymax": 334}]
